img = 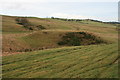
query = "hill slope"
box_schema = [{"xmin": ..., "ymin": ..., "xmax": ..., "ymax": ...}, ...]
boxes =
[
  {"xmin": 2, "ymin": 15, "xmax": 119, "ymax": 78},
  {"xmin": 3, "ymin": 43, "xmax": 118, "ymax": 78},
  {"xmin": 2, "ymin": 15, "xmax": 118, "ymax": 53}
]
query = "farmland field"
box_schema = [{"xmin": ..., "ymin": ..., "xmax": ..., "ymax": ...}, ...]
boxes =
[
  {"xmin": 1, "ymin": 15, "xmax": 119, "ymax": 78},
  {"xmin": 2, "ymin": 43, "xmax": 118, "ymax": 78}
]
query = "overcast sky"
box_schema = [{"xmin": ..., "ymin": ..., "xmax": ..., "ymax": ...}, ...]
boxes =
[{"xmin": 0, "ymin": 0, "xmax": 119, "ymax": 22}]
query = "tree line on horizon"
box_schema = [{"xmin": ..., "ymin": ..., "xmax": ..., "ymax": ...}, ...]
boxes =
[{"xmin": 51, "ymin": 17, "xmax": 120, "ymax": 24}]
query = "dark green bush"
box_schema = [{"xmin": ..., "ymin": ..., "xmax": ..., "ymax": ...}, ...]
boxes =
[
  {"xmin": 15, "ymin": 18, "xmax": 31, "ymax": 26},
  {"xmin": 36, "ymin": 25, "xmax": 46, "ymax": 30},
  {"xmin": 58, "ymin": 32, "xmax": 105, "ymax": 46},
  {"xmin": 15, "ymin": 17, "xmax": 33, "ymax": 30},
  {"xmin": 51, "ymin": 17, "xmax": 83, "ymax": 22},
  {"xmin": 28, "ymin": 27, "xmax": 33, "ymax": 30},
  {"xmin": 58, "ymin": 32, "xmax": 81, "ymax": 46}
]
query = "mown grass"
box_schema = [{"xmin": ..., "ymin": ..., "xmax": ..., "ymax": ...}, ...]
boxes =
[{"xmin": 2, "ymin": 43, "xmax": 118, "ymax": 78}]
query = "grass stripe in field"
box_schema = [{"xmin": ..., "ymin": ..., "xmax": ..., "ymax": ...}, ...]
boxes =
[
  {"xmin": 2, "ymin": 43, "xmax": 118, "ymax": 78},
  {"xmin": 3, "ymin": 46, "xmax": 91, "ymax": 77},
  {"xmin": 47, "ymin": 44, "xmax": 117, "ymax": 78},
  {"xmin": 16, "ymin": 46, "xmax": 98, "ymax": 77},
  {"xmin": 3, "ymin": 47, "xmax": 84, "ymax": 75}
]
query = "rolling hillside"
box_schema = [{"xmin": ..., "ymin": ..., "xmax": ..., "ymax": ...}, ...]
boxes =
[
  {"xmin": 2, "ymin": 15, "xmax": 119, "ymax": 78},
  {"xmin": 2, "ymin": 15, "xmax": 118, "ymax": 53}
]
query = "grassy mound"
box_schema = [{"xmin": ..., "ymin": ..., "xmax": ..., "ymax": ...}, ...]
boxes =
[
  {"xmin": 2, "ymin": 31, "xmax": 106, "ymax": 53},
  {"xmin": 2, "ymin": 31, "xmax": 65, "ymax": 52},
  {"xmin": 2, "ymin": 15, "xmax": 118, "ymax": 53}
]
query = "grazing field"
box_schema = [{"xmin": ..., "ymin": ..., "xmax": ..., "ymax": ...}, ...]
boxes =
[
  {"xmin": 2, "ymin": 15, "xmax": 118, "ymax": 53},
  {"xmin": 2, "ymin": 15, "xmax": 119, "ymax": 78},
  {"xmin": 2, "ymin": 43, "xmax": 118, "ymax": 78}
]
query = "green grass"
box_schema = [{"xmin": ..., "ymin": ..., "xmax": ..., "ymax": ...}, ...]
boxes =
[
  {"xmin": 2, "ymin": 16, "xmax": 26, "ymax": 32},
  {"xmin": 2, "ymin": 15, "xmax": 117, "ymax": 33},
  {"xmin": 2, "ymin": 43, "xmax": 118, "ymax": 78},
  {"xmin": 2, "ymin": 15, "xmax": 119, "ymax": 78},
  {"xmin": 20, "ymin": 31, "xmax": 65, "ymax": 48}
]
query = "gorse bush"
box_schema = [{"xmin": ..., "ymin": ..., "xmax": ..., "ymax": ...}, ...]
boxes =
[
  {"xmin": 15, "ymin": 18, "xmax": 31, "ymax": 26},
  {"xmin": 15, "ymin": 17, "xmax": 33, "ymax": 30},
  {"xmin": 58, "ymin": 32, "xmax": 105, "ymax": 46},
  {"xmin": 15, "ymin": 18, "xmax": 47, "ymax": 30},
  {"xmin": 36, "ymin": 25, "xmax": 46, "ymax": 30}
]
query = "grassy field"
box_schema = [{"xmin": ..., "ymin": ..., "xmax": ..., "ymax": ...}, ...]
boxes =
[
  {"xmin": 2, "ymin": 15, "xmax": 118, "ymax": 53},
  {"xmin": 2, "ymin": 43, "xmax": 118, "ymax": 78},
  {"xmin": 2, "ymin": 15, "xmax": 119, "ymax": 78}
]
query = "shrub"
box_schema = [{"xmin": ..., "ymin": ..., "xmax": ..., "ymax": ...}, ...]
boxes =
[
  {"xmin": 28, "ymin": 27, "xmax": 33, "ymax": 30},
  {"xmin": 58, "ymin": 32, "xmax": 105, "ymax": 46},
  {"xmin": 36, "ymin": 25, "xmax": 46, "ymax": 30},
  {"xmin": 51, "ymin": 17, "xmax": 55, "ymax": 19},
  {"xmin": 58, "ymin": 32, "xmax": 81, "ymax": 46},
  {"xmin": 15, "ymin": 18, "xmax": 33, "ymax": 30},
  {"xmin": 16, "ymin": 18, "xmax": 30, "ymax": 26}
]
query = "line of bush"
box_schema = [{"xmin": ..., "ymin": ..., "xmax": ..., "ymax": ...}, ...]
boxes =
[
  {"xmin": 15, "ymin": 17, "xmax": 46, "ymax": 30},
  {"xmin": 15, "ymin": 17, "xmax": 33, "ymax": 30}
]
